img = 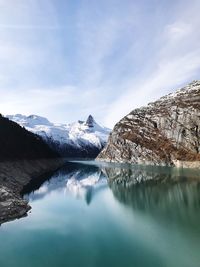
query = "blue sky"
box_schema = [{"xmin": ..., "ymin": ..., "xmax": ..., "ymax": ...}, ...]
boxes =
[{"xmin": 0, "ymin": 0, "xmax": 200, "ymax": 128}]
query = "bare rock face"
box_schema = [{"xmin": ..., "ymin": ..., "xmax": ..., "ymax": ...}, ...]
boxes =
[
  {"xmin": 0, "ymin": 159, "xmax": 64, "ymax": 224},
  {"xmin": 0, "ymin": 186, "xmax": 30, "ymax": 224},
  {"xmin": 85, "ymin": 115, "xmax": 95, "ymax": 127},
  {"xmin": 97, "ymin": 81, "xmax": 200, "ymax": 166}
]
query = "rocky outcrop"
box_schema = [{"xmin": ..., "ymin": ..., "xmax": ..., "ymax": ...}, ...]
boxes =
[
  {"xmin": 0, "ymin": 186, "xmax": 31, "ymax": 224},
  {"xmin": 85, "ymin": 115, "xmax": 95, "ymax": 127},
  {"xmin": 0, "ymin": 159, "xmax": 64, "ymax": 224},
  {"xmin": 97, "ymin": 80, "xmax": 200, "ymax": 167}
]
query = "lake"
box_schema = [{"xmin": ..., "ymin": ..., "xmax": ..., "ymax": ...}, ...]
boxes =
[{"xmin": 0, "ymin": 160, "xmax": 200, "ymax": 267}]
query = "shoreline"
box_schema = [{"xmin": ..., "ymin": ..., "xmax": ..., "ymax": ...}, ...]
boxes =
[
  {"xmin": 0, "ymin": 158, "xmax": 65, "ymax": 225},
  {"xmin": 96, "ymin": 158, "xmax": 200, "ymax": 169}
]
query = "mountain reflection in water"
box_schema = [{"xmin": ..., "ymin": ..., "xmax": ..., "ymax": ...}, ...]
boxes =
[
  {"xmin": 25, "ymin": 162, "xmax": 107, "ymax": 205},
  {"xmin": 1, "ymin": 161, "xmax": 200, "ymax": 267},
  {"xmin": 25, "ymin": 161, "xmax": 200, "ymax": 227},
  {"xmin": 103, "ymin": 164, "xmax": 200, "ymax": 228}
]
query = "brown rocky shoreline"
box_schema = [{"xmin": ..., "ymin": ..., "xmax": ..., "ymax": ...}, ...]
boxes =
[{"xmin": 0, "ymin": 158, "xmax": 64, "ymax": 225}]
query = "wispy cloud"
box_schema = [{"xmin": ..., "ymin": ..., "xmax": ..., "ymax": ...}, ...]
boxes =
[
  {"xmin": 0, "ymin": 0, "xmax": 200, "ymax": 127},
  {"xmin": 1, "ymin": 85, "xmax": 108, "ymax": 123},
  {"xmin": 104, "ymin": 0, "xmax": 200, "ymax": 126}
]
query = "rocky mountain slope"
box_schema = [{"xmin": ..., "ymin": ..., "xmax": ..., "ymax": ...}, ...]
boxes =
[
  {"xmin": 0, "ymin": 114, "xmax": 63, "ymax": 224},
  {"xmin": 7, "ymin": 114, "xmax": 110, "ymax": 158},
  {"xmin": 97, "ymin": 80, "xmax": 200, "ymax": 167},
  {"xmin": 0, "ymin": 159, "xmax": 63, "ymax": 224}
]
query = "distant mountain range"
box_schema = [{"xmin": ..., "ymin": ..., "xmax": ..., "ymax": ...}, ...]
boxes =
[{"xmin": 7, "ymin": 114, "xmax": 111, "ymax": 158}]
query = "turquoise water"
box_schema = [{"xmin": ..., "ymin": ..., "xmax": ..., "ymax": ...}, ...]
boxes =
[{"xmin": 0, "ymin": 161, "xmax": 200, "ymax": 267}]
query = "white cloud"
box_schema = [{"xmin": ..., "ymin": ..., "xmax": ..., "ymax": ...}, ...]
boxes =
[
  {"xmin": 1, "ymin": 86, "xmax": 75, "ymax": 114},
  {"xmin": 104, "ymin": 0, "xmax": 200, "ymax": 127},
  {"xmin": 105, "ymin": 50, "xmax": 200, "ymax": 127},
  {"xmin": 0, "ymin": 0, "xmax": 200, "ymax": 128},
  {"xmin": 165, "ymin": 22, "xmax": 191, "ymax": 41},
  {"xmin": 1, "ymin": 85, "xmax": 109, "ymax": 124}
]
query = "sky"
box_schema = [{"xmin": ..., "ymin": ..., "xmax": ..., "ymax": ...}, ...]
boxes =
[{"xmin": 0, "ymin": 0, "xmax": 200, "ymax": 128}]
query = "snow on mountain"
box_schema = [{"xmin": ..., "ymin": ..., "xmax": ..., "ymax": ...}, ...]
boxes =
[{"xmin": 6, "ymin": 114, "xmax": 111, "ymax": 157}]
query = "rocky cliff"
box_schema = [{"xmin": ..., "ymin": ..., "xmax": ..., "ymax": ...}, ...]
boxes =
[
  {"xmin": 0, "ymin": 159, "xmax": 64, "ymax": 224},
  {"xmin": 97, "ymin": 80, "xmax": 200, "ymax": 167}
]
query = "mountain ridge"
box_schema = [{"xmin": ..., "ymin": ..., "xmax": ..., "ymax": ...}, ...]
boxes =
[{"xmin": 7, "ymin": 114, "xmax": 111, "ymax": 158}]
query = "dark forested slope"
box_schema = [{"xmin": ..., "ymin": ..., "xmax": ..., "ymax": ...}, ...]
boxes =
[{"xmin": 0, "ymin": 114, "xmax": 59, "ymax": 160}]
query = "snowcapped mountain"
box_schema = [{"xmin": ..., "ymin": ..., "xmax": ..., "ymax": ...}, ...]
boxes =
[{"xmin": 7, "ymin": 114, "xmax": 111, "ymax": 158}]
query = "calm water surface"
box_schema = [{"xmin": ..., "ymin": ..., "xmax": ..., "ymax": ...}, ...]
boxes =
[{"xmin": 0, "ymin": 161, "xmax": 200, "ymax": 267}]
